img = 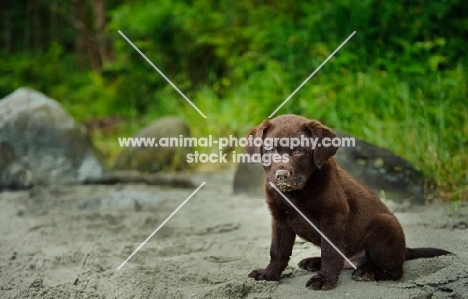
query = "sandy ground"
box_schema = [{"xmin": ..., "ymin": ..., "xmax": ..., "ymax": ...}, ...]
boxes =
[{"xmin": 1, "ymin": 169, "xmax": 467, "ymax": 299}]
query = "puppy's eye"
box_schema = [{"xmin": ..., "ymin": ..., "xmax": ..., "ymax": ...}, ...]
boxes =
[
  {"xmin": 293, "ymin": 147, "xmax": 305, "ymax": 156},
  {"xmin": 264, "ymin": 147, "xmax": 276, "ymax": 154}
]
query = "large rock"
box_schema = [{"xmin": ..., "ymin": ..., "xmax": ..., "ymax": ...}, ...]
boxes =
[
  {"xmin": 0, "ymin": 88, "xmax": 105, "ymax": 189},
  {"xmin": 334, "ymin": 131, "xmax": 425, "ymax": 204},
  {"xmin": 114, "ymin": 116, "xmax": 192, "ymax": 172},
  {"xmin": 233, "ymin": 161, "xmax": 265, "ymax": 196},
  {"xmin": 233, "ymin": 131, "xmax": 426, "ymax": 204}
]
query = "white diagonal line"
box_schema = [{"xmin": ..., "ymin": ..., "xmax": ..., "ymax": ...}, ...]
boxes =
[
  {"xmin": 268, "ymin": 31, "xmax": 356, "ymax": 118},
  {"xmin": 118, "ymin": 30, "xmax": 207, "ymax": 119},
  {"xmin": 268, "ymin": 182, "xmax": 357, "ymax": 269},
  {"xmin": 117, "ymin": 182, "xmax": 206, "ymax": 270}
]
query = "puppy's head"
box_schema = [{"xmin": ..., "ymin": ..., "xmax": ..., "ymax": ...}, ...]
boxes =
[{"xmin": 245, "ymin": 114, "xmax": 338, "ymax": 192}]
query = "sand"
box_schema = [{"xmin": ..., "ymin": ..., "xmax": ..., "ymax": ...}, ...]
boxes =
[{"xmin": 1, "ymin": 169, "xmax": 467, "ymax": 299}]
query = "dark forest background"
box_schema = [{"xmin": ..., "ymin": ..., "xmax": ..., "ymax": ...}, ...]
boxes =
[{"xmin": 1, "ymin": 0, "xmax": 467, "ymax": 201}]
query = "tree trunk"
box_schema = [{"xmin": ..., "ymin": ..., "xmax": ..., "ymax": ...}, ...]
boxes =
[
  {"xmin": 90, "ymin": 0, "xmax": 113, "ymax": 63},
  {"xmin": 32, "ymin": 0, "xmax": 43, "ymax": 49},
  {"xmin": 70, "ymin": 0, "xmax": 101, "ymax": 71},
  {"xmin": 1, "ymin": 0, "xmax": 13, "ymax": 54}
]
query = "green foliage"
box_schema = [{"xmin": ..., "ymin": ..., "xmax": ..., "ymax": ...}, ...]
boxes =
[
  {"xmin": 0, "ymin": 42, "xmax": 117, "ymax": 120},
  {"xmin": 1, "ymin": 0, "xmax": 467, "ymax": 200}
]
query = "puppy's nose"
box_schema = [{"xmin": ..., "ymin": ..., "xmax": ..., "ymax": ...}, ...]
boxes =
[{"xmin": 276, "ymin": 170, "xmax": 290, "ymax": 180}]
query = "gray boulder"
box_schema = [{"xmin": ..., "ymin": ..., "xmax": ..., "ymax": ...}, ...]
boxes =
[
  {"xmin": 0, "ymin": 88, "xmax": 105, "ymax": 189},
  {"xmin": 233, "ymin": 131, "xmax": 426, "ymax": 204},
  {"xmin": 233, "ymin": 161, "xmax": 265, "ymax": 196},
  {"xmin": 335, "ymin": 131, "xmax": 425, "ymax": 204},
  {"xmin": 114, "ymin": 116, "xmax": 192, "ymax": 172}
]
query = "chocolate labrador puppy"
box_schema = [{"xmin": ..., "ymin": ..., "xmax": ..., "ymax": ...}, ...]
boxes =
[{"xmin": 246, "ymin": 114, "xmax": 450, "ymax": 290}]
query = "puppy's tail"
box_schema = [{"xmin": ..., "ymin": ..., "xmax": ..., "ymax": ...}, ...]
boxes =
[{"xmin": 405, "ymin": 247, "xmax": 452, "ymax": 260}]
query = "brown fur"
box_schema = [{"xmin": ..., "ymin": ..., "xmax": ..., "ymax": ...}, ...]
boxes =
[{"xmin": 247, "ymin": 114, "xmax": 451, "ymax": 290}]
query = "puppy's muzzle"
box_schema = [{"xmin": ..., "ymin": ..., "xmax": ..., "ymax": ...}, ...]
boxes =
[
  {"xmin": 273, "ymin": 169, "xmax": 306, "ymax": 192},
  {"xmin": 276, "ymin": 170, "xmax": 290, "ymax": 181}
]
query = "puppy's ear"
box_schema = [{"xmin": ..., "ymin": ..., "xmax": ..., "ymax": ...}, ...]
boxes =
[
  {"xmin": 304, "ymin": 120, "xmax": 338, "ymax": 170},
  {"xmin": 245, "ymin": 120, "xmax": 270, "ymax": 156}
]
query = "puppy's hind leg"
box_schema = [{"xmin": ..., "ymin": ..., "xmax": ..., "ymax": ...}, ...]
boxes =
[
  {"xmin": 298, "ymin": 257, "xmax": 321, "ymax": 271},
  {"xmin": 352, "ymin": 214, "xmax": 406, "ymax": 281}
]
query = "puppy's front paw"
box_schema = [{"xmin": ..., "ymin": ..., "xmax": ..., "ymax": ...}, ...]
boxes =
[
  {"xmin": 248, "ymin": 269, "xmax": 280, "ymax": 281},
  {"xmin": 305, "ymin": 273, "xmax": 337, "ymax": 290}
]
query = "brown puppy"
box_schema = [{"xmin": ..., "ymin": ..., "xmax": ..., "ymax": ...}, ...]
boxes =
[{"xmin": 246, "ymin": 114, "xmax": 450, "ymax": 290}]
